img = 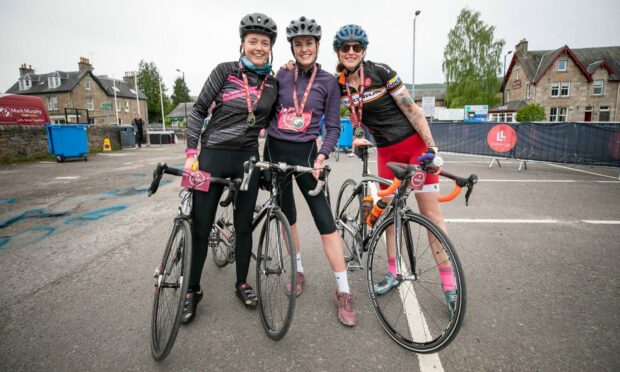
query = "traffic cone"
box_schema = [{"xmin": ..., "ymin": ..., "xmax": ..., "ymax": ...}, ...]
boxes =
[{"xmin": 103, "ymin": 137, "xmax": 112, "ymax": 152}]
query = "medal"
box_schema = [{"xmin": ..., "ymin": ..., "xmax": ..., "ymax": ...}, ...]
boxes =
[
  {"xmin": 292, "ymin": 64, "xmax": 318, "ymax": 127},
  {"xmin": 247, "ymin": 112, "xmax": 256, "ymax": 126},
  {"xmin": 240, "ymin": 62, "xmax": 268, "ymax": 127},
  {"xmin": 354, "ymin": 127, "xmax": 365, "ymax": 138},
  {"xmin": 292, "ymin": 116, "xmax": 304, "ymax": 129}
]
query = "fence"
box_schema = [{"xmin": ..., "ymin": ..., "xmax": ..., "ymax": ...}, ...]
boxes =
[{"xmin": 429, "ymin": 122, "xmax": 620, "ymax": 168}]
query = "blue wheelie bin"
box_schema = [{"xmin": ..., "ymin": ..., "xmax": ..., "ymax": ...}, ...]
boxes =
[
  {"xmin": 338, "ymin": 118, "xmax": 353, "ymax": 151},
  {"xmin": 45, "ymin": 124, "xmax": 89, "ymax": 162}
]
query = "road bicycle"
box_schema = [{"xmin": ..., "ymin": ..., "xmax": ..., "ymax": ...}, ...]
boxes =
[
  {"xmin": 147, "ymin": 162, "xmax": 242, "ymax": 361},
  {"xmin": 334, "ymin": 145, "xmax": 478, "ymax": 353}
]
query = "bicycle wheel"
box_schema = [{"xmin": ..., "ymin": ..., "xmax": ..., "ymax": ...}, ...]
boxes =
[
  {"xmin": 256, "ymin": 209, "xmax": 296, "ymax": 340},
  {"xmin": 335, "ymin": 178, "xmax": 362, "ymax": 262},
  {"xmin": 366, "ymin": 212, "xmax": 466, "ymax": 353},
  {"xmin": 151, "ymin": 219, "xmax": 192, "ymax": 361},
  {"xmin": 211, "ymin": 202, "xmax": 235, "ymax": 267},
  {"xmin": 333, "ymin": 147, "xmax": 340, "ymax": 162}
]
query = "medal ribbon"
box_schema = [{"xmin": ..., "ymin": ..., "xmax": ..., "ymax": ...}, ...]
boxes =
[
  {"xmin": 344, "ymin": 63, "xmax": 365, "ymax": 128},
  {"xmin": 293, "ymin": 64, "xmax": 318, "ymax": 117},
  {"xmin": 240, "ymin": 63, "xmax": 268, "ymax": 115}
]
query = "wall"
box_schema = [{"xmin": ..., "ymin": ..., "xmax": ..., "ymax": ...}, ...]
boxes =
[{"xmin": 0, "ymin": 124, "xmax": 121, "ymax": 162}]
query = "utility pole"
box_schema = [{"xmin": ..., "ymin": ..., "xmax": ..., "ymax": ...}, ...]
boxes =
[
  {"xmin": 176, "ymin": 69, "xmax": 188, "ymax": 126},
  {"xmin": 412, "ymin": 10, "xmax": 421, "ymax": 103}
]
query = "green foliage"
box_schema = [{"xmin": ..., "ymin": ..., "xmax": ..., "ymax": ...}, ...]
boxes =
[
  {"xmin": 171, "ymin": 77, "xmax": 191, "ymax": 107},
  {"xmin": 340, "ymin": 105, "xmax": 350, "ymax": 118},
  {"xmin": 516, "ymin": 103, "xmax": 545, "ymax": 122},
  {"xmin": 442, "ymin": 8, "xmax": 505, "ymax": 108},
  {"xmin": 137, "ymin": 60, "xmax": 171, "ymax": 123}
]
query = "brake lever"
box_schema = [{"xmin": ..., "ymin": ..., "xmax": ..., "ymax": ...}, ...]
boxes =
[{"xmin": 464, "ymin": 174, "xmax": 478, "ymax": 206}]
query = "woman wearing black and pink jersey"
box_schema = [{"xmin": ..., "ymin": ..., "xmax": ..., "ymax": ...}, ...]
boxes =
[
  {"xmin": 265, "ymin": 17, "xmax": 356, "ymax": 326},
  {"xmin": 181, "ymin": 13, "xmax": 279, "ymax": 322},
  {"xmin": 333, "ymin": 25, "xmax": 456, "ymax": 306}
]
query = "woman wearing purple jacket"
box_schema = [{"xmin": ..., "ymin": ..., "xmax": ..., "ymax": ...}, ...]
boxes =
[{"xmin": 264, "ymin": 16, "xmax": 356, "ymax": 326}]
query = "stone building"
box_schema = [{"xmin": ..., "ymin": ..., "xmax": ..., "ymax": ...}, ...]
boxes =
[
  {"xmin": 5, "ymin": 58, "xmax": 148, "ymax": 125},
  {"xmin": 495, "ymin": 39, "xmax": 620, "ymax": 122}
]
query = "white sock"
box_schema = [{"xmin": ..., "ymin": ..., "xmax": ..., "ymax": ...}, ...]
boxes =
[
  {"xmin": 334, "ymin": 271, "xmax": 350, "ymax": 294},
  {"xmin": 296, "ymin": 253, "xmax": 304, "ymax": 273}
]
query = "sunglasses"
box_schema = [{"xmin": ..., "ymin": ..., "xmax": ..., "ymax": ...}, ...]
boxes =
[{"xmin": 339, "ymin": 44, "xmax": 364, "ymax": 53}]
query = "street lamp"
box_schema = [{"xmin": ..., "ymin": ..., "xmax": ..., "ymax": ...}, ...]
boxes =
[
  {"xmin": 411, "ymin": 10, "xmax": 421, "ymax": 103},
  {"xmin": 503, "ymin": 51, "xmax": 513, "ymax": 104},
  {"xmin": 176, "ymin": 68, "xmax": 188, "ymax": 126}
]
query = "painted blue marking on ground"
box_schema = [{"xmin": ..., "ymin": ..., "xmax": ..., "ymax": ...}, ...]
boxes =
[
  {"xmin": 131, "ymin": 173, "xmax": 146, "ymax": 177},
  {"xmin": 102, "ymin": 180, "xmax": 172, "ymax": 197},
  {"xmin": 0, "ymin": 236, "xmax": 9, "ymax": 249},
  {"xmin": 0, "ymin": 209, "xmax": 71, "ymax": 229},
  {"xmin": 64, "ymin": 205, "xmax": 127, "ymax": 226},
  {"xmin": 0, "ymin": 198, "xmax": 16, "ymax": 204}
]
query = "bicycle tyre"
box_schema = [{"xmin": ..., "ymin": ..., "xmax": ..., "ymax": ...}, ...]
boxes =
[
  {"xmin": 256, "ymin": 209, "xmax": 297, "ymax": 340},
  {"xmin": 366, "ymin": 212, "xmax": 466, "ymax": 353},
  {"xmin": 335, "ymin": 178, "xmax": 362, "ymax": 262},
  {"xmin": 211, "ymin": 203, "xmax": 235, "ymax": 267},
  {"xmin": 151, "ymin": 219, "xmax": 192, "ymax": 361},
  {"xmin": 333, "ymin": 147, "xmax": 340, "ymax": 162}
]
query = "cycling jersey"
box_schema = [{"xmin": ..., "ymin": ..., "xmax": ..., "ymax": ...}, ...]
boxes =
[
  {"xmin": 338, "ymin": 60, "xmax": 416, "ymax": 147},
  {"xmin": 187, "ymin": 61, "xmax": 278, "ymax": 151}
]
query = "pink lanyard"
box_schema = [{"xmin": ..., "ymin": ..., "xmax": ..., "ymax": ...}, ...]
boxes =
[
  {"xmin": 240, "ymin": 63, "xmax": 268, "ymax": 126},
  {"xmin": 293, "ymin": 64, "xmax": 318, "ymax": 118},
  {"xmin": 344, "ymin": 63, "xmax": 365, "ymax": 129}
]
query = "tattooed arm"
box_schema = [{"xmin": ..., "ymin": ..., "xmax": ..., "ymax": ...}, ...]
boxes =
[{"xmin": 393, "ymin": 89, "xmax": 436, "ymax": 147}]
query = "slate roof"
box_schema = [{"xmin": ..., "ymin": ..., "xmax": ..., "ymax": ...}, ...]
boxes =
[
  {"xmin": 6, "ymin": 70, "xmax": 147, "ymax": 100},
  {"xmin": 502, "ymin": 45, "xmax": 620, "ymax": 91},
  {"xmin": 167, "ymin": 102, "xmax": 195, "ymax": 119}
]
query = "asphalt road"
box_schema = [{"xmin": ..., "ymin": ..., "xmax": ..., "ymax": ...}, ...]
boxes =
[{"xmin": 0, "ymin": 143, "xmax": 618, "ymax": 371}]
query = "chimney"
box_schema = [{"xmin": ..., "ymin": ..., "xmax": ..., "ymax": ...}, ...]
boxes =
[
  {"xmin": 515, "ymin": 38, "xmax": 528, "ymax": 56},
  {"xmin": 123, "ymin": 71, "xmax": 136, "ymax": 87},
  {"xmin": 19, "ymin": 63, "xmax": 35, "ymax": 77},
  {"xmin": 78, "ymin": 57, "xmax": 93, "ymax": 72}
]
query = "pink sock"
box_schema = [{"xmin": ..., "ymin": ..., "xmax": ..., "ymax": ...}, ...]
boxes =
[
  {"xmin": 439, "ymin": 265, "xmax": 455, "ymax": 291},
  {"xmin": 388, "ymin": 258, "xmax": 397, "ymax": 276}
]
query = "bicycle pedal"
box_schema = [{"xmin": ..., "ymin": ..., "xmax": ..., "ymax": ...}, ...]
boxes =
[{"xmin": 347, "ymin": 262, "xmax": 364, "ymax": 272}]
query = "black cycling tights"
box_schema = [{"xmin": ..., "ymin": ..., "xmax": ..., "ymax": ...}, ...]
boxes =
[
  {"xmin": 264, "ymin": 136, "xmax": 336, "ymax": 234},
  {"xmin": 189, "ymin": 148, "xmax": 260, "ymax": 290}
]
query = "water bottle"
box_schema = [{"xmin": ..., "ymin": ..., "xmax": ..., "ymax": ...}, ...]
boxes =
[
  {"xmin": 366, "ymin": 199, "xmax": 387, "ymax": 227},
  {"xmin": 362, "ymin": 196, "xmax": 374, "ymax": 221}
]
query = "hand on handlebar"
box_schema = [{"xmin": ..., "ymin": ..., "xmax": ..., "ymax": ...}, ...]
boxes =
[
  {"xmin": 417, "ymin": 146, "xmax": 443, "ymax": 174},
  {"xmin": 184, "ymin": 157, "xmax": 199, "ymax": 172},
  {"xmin": 353, "ymin": 138, "xmax": 372, "ymax": 147}
]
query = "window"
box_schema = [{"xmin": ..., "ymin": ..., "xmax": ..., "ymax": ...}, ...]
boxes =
[
  {"xmin": 593, "ymin": 80, "xmax": 603, "ymax": 95},
  {"xmin": 18, "ymin": 78, "xmax": 32, "ymax": 91},
  {"xmin": 558, "ymin": 107, "xmax": 567, "ymax": 122},
  {"xmin": 47, "ymin": 96, "xmax": 58, "ymax": 111},
  {"xmin": 129, "ymin": 88, "xmax": 137, "ymax": 95},
  {"xmin": 515, "ymin": 69, "xmax": 520, "ymax": 79},
  {"xmin": 112, "ymin": 86, "xmax": 120, "ymax": 93},
  {"xmin": 551, "ymin": 82, "xmax": 560, "ymax": 97},
  {"xmin": 48, "ymin": 76, "xmax": 61, "ymax": 89},
  {"xmin": 115, "ymin": 99, "xmax": 121, "ymax": 111},
  {"xmin": 560, "ymin": 82, "xmax": 570, "ymax": 97},
  {"xmin": 85, "ymin": 80, "xmax": 91, "ymax": 90},
  {"xmin": 599, "ymin": 106, "xmax": 610, "ymax": 122},
  {"xmin": 526, "ymin": 83, "xmax": 531, "ymax": 99},
  {"xmin": 506, "ymin": 113, "xmax": 514, "ymax": 122},
  {"xmin": 558, "ymin": 60, "xmax": 567, "ymax": 71},
  {"xmin": 550, "ymin": 107, "xmax": 558, "ymax": 122},
  {"xmin": 125, "ymin": 101, "xmax": 129, "ymax": 112},
  {"xmin": 86, "ymin": 97, "xmax": 94, "ymax": 111}
]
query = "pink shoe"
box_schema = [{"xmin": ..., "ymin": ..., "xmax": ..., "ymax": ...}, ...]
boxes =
[
  {"xmin": 285, "ymin": 272, "xmax": 305, "ymax": 297},
  {"xmin": 333, "ymin": 290, "xmax": 357, "ymax": 326}
]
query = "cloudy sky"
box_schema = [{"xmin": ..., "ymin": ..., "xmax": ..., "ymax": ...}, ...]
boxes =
[{"xmin": 1, "ymin": 0, "xmax": 619, "ymax": 96}]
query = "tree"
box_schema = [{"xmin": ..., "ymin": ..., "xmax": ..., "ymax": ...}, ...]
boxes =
[
  {"xmin": 137, "ymin": 60, "xmax": 171, "ymax": 123},
  {"xmin": 171, "ymin": 77, "xmax": 191, "ymax": 107},
  {"xmin": 442, "ymin": 8, "xmax": 505, "ymax": 108},
  {"xmin": 516, "ymin": 103, "xmax": 545, "ymax": 122}
]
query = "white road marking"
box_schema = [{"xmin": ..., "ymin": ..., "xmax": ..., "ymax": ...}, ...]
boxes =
[
  {"xmin": 54, "ymin": 176, "xmax": 80, "ymax": 180},
  {"xmin": 116, "ymin": 165, "xmax": 142, "ymax": 171},
  {"xmin": 596, "ymin": 180, "xmax": 620, "ymax": 184},
  {"xmin": 545, "ymin": 163, "xmax": 619, "ymax": 180},
  {"xmin": 99, "ymin": 153, "xmax": 129, "ymax": 157},
  {"xmin": 445, "ymin": 219, "xmax": 558, "ymax": 223},
  {"xmin": 480, "ymin": 179, "xmax": 576, "ymax": 183},
  {"xmin": 581, "ymin": 220, "xmax": 620, "ymax": 225}
]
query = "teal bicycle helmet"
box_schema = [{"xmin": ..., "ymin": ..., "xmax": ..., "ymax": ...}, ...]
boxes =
[{"xmin": 333, "ymin": 24, "xmax": 368, "ymax": 50}]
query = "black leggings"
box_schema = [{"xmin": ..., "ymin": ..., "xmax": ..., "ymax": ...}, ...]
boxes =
[
  {"xmin": 263, "ymin": 136, "xmax": 336, "ymax": 234},
  {"xmin": 189, "ymin": 148, "xmax": 260, "ymax": 289}
]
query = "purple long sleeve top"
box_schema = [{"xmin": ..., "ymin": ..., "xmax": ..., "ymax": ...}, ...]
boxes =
[{"xmin": 267, "ymin": 64, "xmax": 341, "ymax": 159}]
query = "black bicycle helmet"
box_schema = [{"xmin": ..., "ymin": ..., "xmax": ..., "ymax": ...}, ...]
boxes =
[
  {"xmin": 239, "ymin": 12, "xmax": 278, "ymax": 43},
  {"xmin": 333, "ymin": 24, "xmax": 369, "ymax": 50},
  {"xmin": 286, "ymin": 16, "xmax": 322, "ymax": 42}
]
